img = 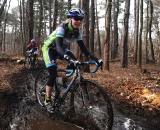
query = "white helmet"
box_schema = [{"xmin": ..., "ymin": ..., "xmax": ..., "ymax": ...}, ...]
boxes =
[
  {"xmin": 31, "ymin": 39, "xmax": 35, "ymax": 43},
  {"xmin": 67, "ymin": 8, "xmax": 85, "ymax": 18}
]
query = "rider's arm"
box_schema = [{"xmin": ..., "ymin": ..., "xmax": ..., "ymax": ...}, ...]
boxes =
[
  {"xmin": 77, "ymin": 40, "xmax": 99, "ymax": 63},
  {"xmin": 26, "ymin": 43, "xmax": 32, "ymax": 51},
  {"xmin": 77, "ymin": 40, "xmax": 90, "ymax": 57},
  {"xmin": 55, "ymin": 37, "xmax": 65, "ymax": 58}
]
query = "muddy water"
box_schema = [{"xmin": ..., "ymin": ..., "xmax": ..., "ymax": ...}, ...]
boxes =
[
  {"xmin": 10, "ymin": 104, "xmax": 157, "ymax": 130},
  {"xmin": 112, "ymin": 103, "xmax": 160, "ymax": 130},
  {"xmin": 7, "ymin": 68, "xmax": 160, "ymax": 130},
  {"xmin": 27, "ymin": 119, "xmax": 83, "ymax": 130}
]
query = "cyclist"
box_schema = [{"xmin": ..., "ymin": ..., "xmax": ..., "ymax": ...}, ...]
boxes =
[
  {"xmin": 26, "ymin": 39, "xmax": 39, "ymax": 56},
  {"xmin": 42, "ymin": 8, "xmax": 100, "ymax": 113},
  {"xmin": 26, "ymin": 39, "xmax": 39, "ymax": 64}
]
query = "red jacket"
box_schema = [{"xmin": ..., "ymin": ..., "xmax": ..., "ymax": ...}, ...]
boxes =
[{"xmin": 26, "ymin": 42, "xmax": 38, "ymax": 50}]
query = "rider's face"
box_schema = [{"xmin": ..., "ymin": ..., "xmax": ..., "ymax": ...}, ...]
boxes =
[{"xmin": 71, "ymin": 17, "xmax": 83, "ymax": 29}]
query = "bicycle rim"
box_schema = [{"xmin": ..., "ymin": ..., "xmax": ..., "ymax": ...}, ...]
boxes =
[
  {"xmin": 34, "ymin": 70, "xmax": 48, "ymax": 106},
  {"xmin": 25, "ymin": 57, "xmax": 31, "ymax": 69},
  {"xmin": 73, "ymin": 80, "xmax": 113, "ymax": 130}
]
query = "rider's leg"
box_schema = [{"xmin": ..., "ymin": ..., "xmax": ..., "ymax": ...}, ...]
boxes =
[
  {"xmin": 42, "ymin": 47, "xmax": 58, "ymax": 112},
  {"xmin": 45, "ymin": 65, "xmax": 57, "ymax": 101},
  {"xmin": 44, "ymin": 65, "xmax": 57, "ymax": 113}
]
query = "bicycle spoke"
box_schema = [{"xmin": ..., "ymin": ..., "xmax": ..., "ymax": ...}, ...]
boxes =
[
  {"xmin": 73, "ymin": 80, "xmax": 113, "ymax": 130},
  {"xmin": 35, "ymin": 70, "xmax": 50, "ymax": 107}
]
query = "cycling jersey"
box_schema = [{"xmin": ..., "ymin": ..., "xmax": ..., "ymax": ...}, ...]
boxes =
[{"xmin": 42, "ymin": 21, "xmax": 90, "ymax": 68}]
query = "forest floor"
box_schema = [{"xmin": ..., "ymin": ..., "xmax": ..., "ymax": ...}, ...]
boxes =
[
  {"xmin": 0, "ymin": 58, "xmax": 160, "ymax": 128},
  {"xmin": 87, "ymin": 62, "xmax": 160, "ymax": 118}
]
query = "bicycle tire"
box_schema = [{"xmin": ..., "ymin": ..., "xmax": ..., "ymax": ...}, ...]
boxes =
[
  {"xmin": 72, "ymin": 80, "xmax": 113, "ymax": 130},
  {"xmin": 31, "ymin": 55, "xmax": 38, "ymax": 69},
  {"xmin": 34, "ymin": 69, "xmax": 73, "ymax": 113},
  {"xmin": 24, "ymin": 56, "xmax": 31, "ymax": 69},
  {"xmin": 34, "ymin": 70, "xmax": 51, "ymax": 106}
]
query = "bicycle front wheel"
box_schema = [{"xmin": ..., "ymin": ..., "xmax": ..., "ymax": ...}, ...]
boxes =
[
  {"xmin": 25, "ymin": 56, "xmax": 32, "ymax": 69},
  {"xmin": 73, "ymin": 80, "xmax": 113, "ymax": 130},
  {"xmin": 34, "ymin": 70, "xmax": 48, "ymax": 106}
]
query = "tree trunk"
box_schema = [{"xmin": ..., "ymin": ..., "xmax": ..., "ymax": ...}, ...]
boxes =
[
  {"xmin": 145, "ymin": 0, "xmax": 149, "ymax": 63},
  {"xmin": 138, "ymin": 0, "xmax": 143, "ymax": 68},
  {"xmin": 52, "ymin": 0, "xmax": 58, "ymax": 30},
  {"xmin": 90, "ymin": 0, "xmax": 95, "ymax": 53},
  {"xmin": 68, "ymin": 0, "xmax": 72, "ymax": 10},
  {"xmin": 49, "ymin": 0, "xmax": 52, "ymax": 33},
  {"xmin": 121, "ymin": 0, "xmax": 130, "ymax": 68},
  {"xmin": 148, "ymin": 0, "xmax": 155, "ymax": 63},
  {"xmin": 111, "ymin": 0, "xmax": 119, "ymax": 59},
  {"xmin": 95, "ymin": 0, "xmax": 101, "ymax": 58},
  {"xmin": 28, "ymin": 0, "xmax": 34, "ymax": 41},
  {"xmin": 0, "ymin": 0, "xmax": 8, "ymax": 51},
  {"xmin": 134, "ymin": 0, "xmax": 139, "ymax": 64},
  {"xmin": 82, "ymin": 0, "xmax": 90, "ymax": 71},
  {"xmin": 22, "ymin": 0, "xmax": 27, "ymax": 51},
  {"xmin": 0, "ymin": 0, "xmax": 7, "ymax": 23},
  {"xmin": 2, "ymin": 0, "xmax": 11, "ymax": 53},
  {"xmin": 104, "ymin": 0, "xmax": 112, "ymax": 70},
  {"xmin": 38, "ymin": 0, "xmax": 43, "ymax": 41}
]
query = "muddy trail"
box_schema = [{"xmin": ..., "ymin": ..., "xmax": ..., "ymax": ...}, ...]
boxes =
[
  {"xmin": 0, "ymin": 63, "xmax": 160, "ymax": 130},
  {"xmin": 0, "ymin": 65, "xmax": 85, "ymax": 130}
]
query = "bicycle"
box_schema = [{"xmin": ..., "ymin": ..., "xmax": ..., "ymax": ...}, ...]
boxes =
[
  {"xmin": 25, "ymin": 50, "xmax": 38, "ymax": 70},
  {"xmin": 34, "ymin": 60, "xmax": 113, "ymax": 130}
]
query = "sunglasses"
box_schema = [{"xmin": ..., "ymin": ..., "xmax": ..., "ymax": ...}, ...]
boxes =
[{"xmin": 73, "ymin": 17, "xmax": 83, "ymax": 21}]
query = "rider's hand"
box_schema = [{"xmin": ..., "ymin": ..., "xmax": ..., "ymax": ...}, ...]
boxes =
[
  {"xmin": 89, "ymin": 54, "xmax": 101, "ymax": 67},
  {"xmin": 69, "ymin": 59, "xmax": 80, "ymax": 67},
  {"xmin": 64, "ymin": 54, "xmax": 80, "ymax": 66},
  {"xmin": 98, "ymin": 59, "xmax": 103, "ymax": 69},
  {"xmin": 64, "ymin": 54, "xmax": 71, "ymax": 61}
]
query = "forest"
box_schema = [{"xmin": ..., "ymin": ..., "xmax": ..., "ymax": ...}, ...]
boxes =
[
  {"xmin": 0, "ymin": 0, "xmax": 160, "ymax": 130},
  {"xmin": 0, "ymin": 0, "xmax": 159, "ymax": 69}
]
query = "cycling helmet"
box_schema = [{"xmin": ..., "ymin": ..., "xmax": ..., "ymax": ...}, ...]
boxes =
[
  {"xmin": 67, "ymin": 8, "xmax": 85, "ymax": 18},
  {"xmin": 31, "ymin": 39, "xmax": 35, "ymax": 43}
]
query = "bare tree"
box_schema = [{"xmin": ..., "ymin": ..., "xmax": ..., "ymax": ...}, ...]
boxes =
[
  {"xmin": 111, "ymin": 0, "xmax": 119, "ymax": 59},
  {"xmin": 104, "ymin": 0, "xmax": 112, "ymax": 70},
  {"xmin": 52, "ymin": 0, "xmax": 58, "ymax": 30},
  {"xmin": 0, "ymin": 0, "xmax": 7, "ymax": 23},
  {"xmin": 95, "ymin": 0, "xmax": 101, "ymax": 57},
  {"xmin": 90, "ymin": 0, "xmax": 95, "ymax": 53},
  {"xmin": 68, "ymin": 0, "xmax": 71, "ymax": 10},
  {"xmin": 145, "ymin": 0, "xmax": 149, "ymax": 63},
  {"xmin": 0, "ymin": 0, "xmax": 8, "ymax": 51},
  {"xmin": 138, "ymin": 0, "xmax": 143, "ymax": 68},
  {"xmin": 121, "ymin": 0, "xmax": 130, "ymax": 68},
  {"xmin": 38, "ymin": 0, "xmax": 43, "ymax": 40},
  {"xmin": 148, "ymin": 0, "xmax": 155, "ymax": 63},
  {"xmin": 28, "ymin": 0, "xmax": 34, "ymax": 41},
  {"xmin": 2, "ymin": 0, "xmax": 11, "ymax": 52},
  {"xmin": 49, "ymin": 0, "xmax": 52, "ymax": 33},
  {"xmin": 134, "ymin": 0, "xmax": 139, "ymax": 64}
]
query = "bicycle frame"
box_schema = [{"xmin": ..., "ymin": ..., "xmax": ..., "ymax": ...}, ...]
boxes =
[
  {"xmin": 35, "ymin": 60, "xmax": 114, "ymax": 130},
  {"xmin": 55, "ymin": 61, "xmax": 99, "ymax": 104},
  {"xmin": 56, "ymin": 67, "xmax": 82, "ymax": 101}
]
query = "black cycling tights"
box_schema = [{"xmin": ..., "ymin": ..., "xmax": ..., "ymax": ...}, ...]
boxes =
[{"xmin": 47, "ymin": 65, "xmax": 57, "ymax": 87}]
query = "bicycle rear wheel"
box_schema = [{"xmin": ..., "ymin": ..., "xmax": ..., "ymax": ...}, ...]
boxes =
[{"xmin": 73, "ymin": 80, "xmax": 113, "ymax": 130}]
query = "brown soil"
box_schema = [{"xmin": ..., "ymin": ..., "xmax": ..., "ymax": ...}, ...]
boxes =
[{"xmin": 85, "ymin": 63, "xmax": 160, "ymax": 118}]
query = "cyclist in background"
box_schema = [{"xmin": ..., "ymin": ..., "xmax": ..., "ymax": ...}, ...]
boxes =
[
  {"xmin": 26, "ymin": 39, "xmax": 39, "ymax": 63},
  {"xmin": 26, "ymin": 39, "xmax": 39, "ymax": 56},
  {"xmin": 42, "ymin": 8, "xmax": 100, "ymax": 113}
]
